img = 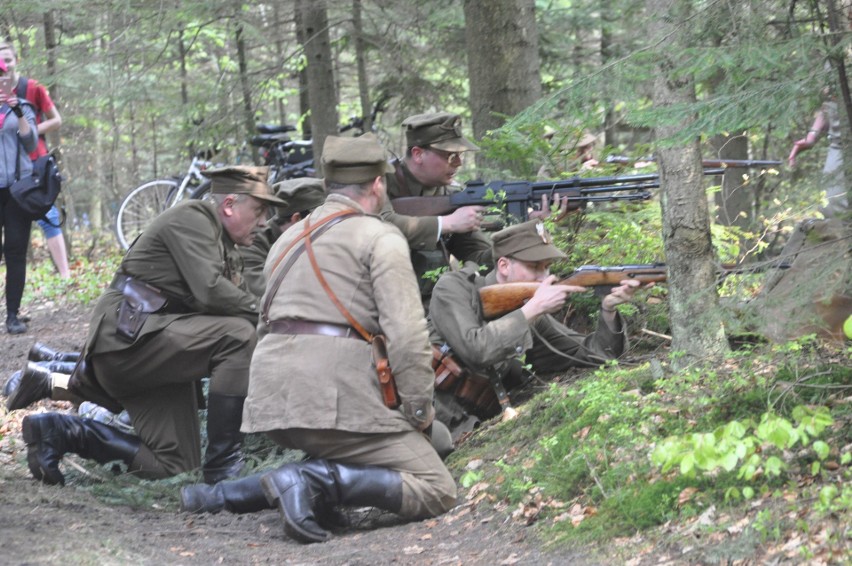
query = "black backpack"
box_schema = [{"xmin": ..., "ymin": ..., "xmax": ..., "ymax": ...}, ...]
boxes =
[{"xmin": 10, "ymin": 152, "xmax": 63, "ymax": 224}]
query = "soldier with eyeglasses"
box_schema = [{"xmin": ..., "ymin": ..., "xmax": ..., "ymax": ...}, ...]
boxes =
[{"xmin": 381, "ymin": 112, "xmax": 493, "ymax": 311}]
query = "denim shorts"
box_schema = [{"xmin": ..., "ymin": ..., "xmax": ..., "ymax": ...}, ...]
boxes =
[{"xmin": 36, "ymin": 205, "xmax": 63, "ymax": 238}]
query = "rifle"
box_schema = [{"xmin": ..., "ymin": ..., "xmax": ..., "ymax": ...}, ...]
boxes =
[
  {"xmin": 478, "ymin": 262, "xmax": 791, "ymax": 320},
  {"xmin": 390, "ymin": 168, "xmax": 725, "ymax": 222},
  {"xmin": 605, "ymin": 155, "xmax": 783, "ymax": 168}
]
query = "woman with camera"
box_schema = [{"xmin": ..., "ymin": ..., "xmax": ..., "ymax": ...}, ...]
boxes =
[{"xmin": 0, "ymin": 57, "xmax": 38, "ymax": 334}]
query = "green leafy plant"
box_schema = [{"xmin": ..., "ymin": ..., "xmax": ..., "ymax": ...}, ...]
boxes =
[{"xmin": 651, "ymin": 406, "xmax": 834, "ymax": 485}]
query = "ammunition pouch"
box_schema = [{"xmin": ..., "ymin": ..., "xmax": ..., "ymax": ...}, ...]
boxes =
[{"xmin": 431, "ymin": 344, "xmax": 503, "ymax": 419}]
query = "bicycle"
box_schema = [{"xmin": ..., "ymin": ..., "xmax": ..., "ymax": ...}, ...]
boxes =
[
  {"xmin": 115, "ymin": 150, "xmax": 217, "ymax": 249},
  {"xmin": 116, "ymin": 95, "xmax": 392, "ymax": 247}
]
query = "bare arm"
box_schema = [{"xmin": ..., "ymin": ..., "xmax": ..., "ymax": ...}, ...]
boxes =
[{"xmin": 37, "ymin": 105, "xmax": 62, "ymax": 136}]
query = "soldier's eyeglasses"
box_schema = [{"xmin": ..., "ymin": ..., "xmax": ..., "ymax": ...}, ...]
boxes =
[{"xmin": 426, "ymin": 147, "xmax": 463, "ymax": 164}]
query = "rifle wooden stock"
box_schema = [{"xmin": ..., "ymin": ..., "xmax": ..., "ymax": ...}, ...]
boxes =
[
  {"xmin": 478, "ymin": 261, "xmax": 791, "ymax": 319},
  {"xmin": 391, "ymin": 194, "xmax": 457, "ymax": 217},
  {"xmin": 479, "ymin": 265, "xmax": 669, "ymax": 319}
]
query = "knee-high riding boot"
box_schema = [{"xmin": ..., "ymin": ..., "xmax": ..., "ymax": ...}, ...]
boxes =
[
  {"xmin": 260, "ymin": 460, "xmax": 403, "ymax": 544},
  {"xmin": 203, "ymin": 393, "xmax": 246, "ymax": 484},
  {"xmin": 22, "ymin": 413, "xmax": 141, "ymax": 486}
]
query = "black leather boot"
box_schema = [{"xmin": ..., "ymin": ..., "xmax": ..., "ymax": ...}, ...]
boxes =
[
  {"xmin": 6, "ymin": 362, "xmax": 52, "ymax": 411},
  {"xmin": 202, "ymin": 394, "xmax": 246, "ymax": 484},
  {"xmin": 28, "ymin": 342, "xmax": 80, "ymax": 363},
  {"xmin": 2, "ymin": 370, "xmax": 22, "ymax": 397},
  {"xmin": 260, "ymin": 460, "xmax": 403, "ymax": 544},
  {"xmin": 180, "ymin": 473, "xmax": 271, "ymax": 514},
  {"xmin": 6, "ymin": 314, "xmax": 26, "ymax": 335},
  {"xmin": 43, "ymin": 361, "xmax": 78, "ymax": 374},
  {"xmin": 22, "ymin": 413, "xmax": 141, "ymax": 486}
]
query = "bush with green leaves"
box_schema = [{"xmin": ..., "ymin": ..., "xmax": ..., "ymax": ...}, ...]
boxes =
[{"xmin": 652, "ymin": 406, "xmax": 834, "ymax": 501}]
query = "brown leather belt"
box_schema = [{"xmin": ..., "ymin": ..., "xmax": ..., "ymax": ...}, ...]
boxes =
[{"xmin": 268, "ymin": 319, "xmax": 364, "ymax": 341}]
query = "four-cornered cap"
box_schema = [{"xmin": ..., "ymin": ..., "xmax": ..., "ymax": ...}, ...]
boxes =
[
  {"xmin": 491, "ymin": 220, "xmax": 566, "ymax": 262},
  {"xmin": 272, "ymin": 177, "xmax": 326, "ymax": 218},
  {"xmin": 320, "ymin": 134, "xmax": 394, "ymax": 185},
  {"xmin": 402, "ymin": 112, "xmax": 480, "ymax": 152},
  {"xmin": 202, "ymin": 165, "xmax": 284, "ymax": 205}
]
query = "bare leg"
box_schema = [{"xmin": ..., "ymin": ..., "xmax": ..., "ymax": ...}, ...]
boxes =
[{"xmin": 46, "ymin": 234, "xmax": 70, "ymax": 279}]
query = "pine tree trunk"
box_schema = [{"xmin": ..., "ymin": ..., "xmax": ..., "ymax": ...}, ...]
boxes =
[
  {"xmin": 464, "ymin": 0, "xmax": 542, "ymax": 171},
  {"xmin": 710, "ymin": 133, "xmax": 752, "ymax": 229},
  {"xmin": 649, "ymin": 0, "xmax": 730, "ymax": 368},
  {"xmin": 352, "ymin": 0, "xmax": 372, "ymax": 134},
  {"xmin": 296, "ymin": 0, "xmax": 338, "ymax": 160}
]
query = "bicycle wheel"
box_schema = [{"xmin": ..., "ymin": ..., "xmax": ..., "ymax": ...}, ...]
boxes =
[
  {"xmin": 115, "ymin": 179, "xmax": 179, "ymax": 249},
  {"xmin": 189, "ymin": 179, "xmax": 212, "ymax": 200}
]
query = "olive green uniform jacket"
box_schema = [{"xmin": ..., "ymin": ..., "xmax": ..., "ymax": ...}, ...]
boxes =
[
  {"xmin": 428, "ymin": 264, "xmax": 627, "ymax": 376},
  {"xmin": 242, "ymin": 193, "xmax": 435, "ymax": 434},
  {"xmin": 241, "ymin": 222, "xmax": 283, "ymax": 297},
  {"xmin": 381, "ymin": 160, "xmax": 493, "ymax": 298},
  {"xmin": 85, "ymin": 200, "xmax": 259, "ymax": 359}
]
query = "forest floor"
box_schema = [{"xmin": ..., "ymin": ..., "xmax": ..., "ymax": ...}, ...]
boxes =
[{"xmin": 1, "ymin": 298, "xmax": 849, "ymax": 565}]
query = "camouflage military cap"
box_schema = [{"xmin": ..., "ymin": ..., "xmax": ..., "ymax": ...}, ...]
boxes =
[
  {"xmin": 202, "ymin": 165, "xmax": 284, "ymax": 205},
  {"xmin": 491, "ymin": 220, "xmax": 566, "ymax": 262},
  {"xmin": 320, "ymin": 134, "xmax": 394, "ymax": 185},
  {"xmin": 272, "ymin": 177, "xmax": 326, "ymax": 218},
  {"xmin": 402, "ymin": 112, "xmax": 480, "ymax": 152}
]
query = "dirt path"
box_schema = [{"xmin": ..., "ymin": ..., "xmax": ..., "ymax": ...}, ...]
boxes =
[{"xmin": 0, "ymin": 305, "xmax": 600, "ymax": 565}]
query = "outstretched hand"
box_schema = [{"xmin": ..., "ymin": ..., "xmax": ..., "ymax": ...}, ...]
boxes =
[
  {"xmin": 528, "ymin": 194, "xmax": 573, "ymax": 223},
  {"xmin": 601, "ymin": 279, "xmax": 652, "ymax": 312}
]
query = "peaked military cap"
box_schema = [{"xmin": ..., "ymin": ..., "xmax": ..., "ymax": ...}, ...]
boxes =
[
  {"xmin": 491, "ymin": 220, "xmax": 566, "ymax": 262},
  {"xmin": 320, "ymin": 134, "xmax": 394, "ymax": 185},
  {"xmin": 202, "ymin": 165, "xmax": 284, "ymax": 205},
  {"xmin": 272, "ymin": 177, "xmax": 326, "ymax": 218},
  {"xmin": 402, "ymin": 112, "xmax": 480, "ymax": 152}
]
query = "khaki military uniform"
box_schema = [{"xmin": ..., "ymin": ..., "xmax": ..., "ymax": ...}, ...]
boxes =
[
  {"xmin": 243, "ymin": 193, "xmax": 457, "ymax": 518},
  {"xmin": 83, "ymin": 200, "xmax": 259, "ymax": 476},
  {"xmin": 382, "ymin": 160, "xmax": 493, "ymax": 302}
]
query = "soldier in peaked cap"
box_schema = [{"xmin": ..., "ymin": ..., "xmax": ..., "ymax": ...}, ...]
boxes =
[
  {"xmin": 17, "ymin": 165, "xmax": 284, "ymax": 488},
  {"xmin": 427, "ymin": 220, "xmax": 645, "ymax": 442},
  {"xmin": 241, "ymin": 177, "xmax": 326, "ymax": 296},
  {"xmin": 381, "ymin": 112, "xmax": 493, "ymax": 310},
  {"xmin": 180, "ymin": 135, "xmax": 457, "ymax": 544}
]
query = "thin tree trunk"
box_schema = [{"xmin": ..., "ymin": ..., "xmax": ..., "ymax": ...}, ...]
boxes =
[
  {"xmin": 710, "ymin": 132, "xmax": 751, "ymax": 229},
  {"xmin": 352, "ymin": 0, "xmax": 372, "ymax": 133},
  {"xmin": 235, "ymin": 20, "xmax": 255, "ymax": 160},
  {"xmin": 649, "ymin": 0, "xmax": 730, "ymax": 368},
  {"xmin": 296, "ymin": 0, "xmax": 339, "ymax": 159}
]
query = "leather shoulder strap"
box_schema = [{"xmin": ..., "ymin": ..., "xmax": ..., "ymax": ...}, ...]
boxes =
[
  {"xmin": 261, "ymin": 209, "xmax": 361, "ymax": 324},
  {"xmin": 303, "ymin": 215, "xmax": 374, "ymax": 342}
]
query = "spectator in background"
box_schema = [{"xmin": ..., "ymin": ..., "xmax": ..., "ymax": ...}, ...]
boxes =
[
  {"xmin": 788, "ymin": 91, "xmax": 850, "ymax": 218},
  {"xmin": 0, "ymin": 56, "xmax": 38, "ymax": 334},
  {"xmin": 537, "ymin": 129, "xmax": 599, "ymax": 180},
  {"xmin": 0, "ymin": 41, "xmax": 69, "ymax": 278}
]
